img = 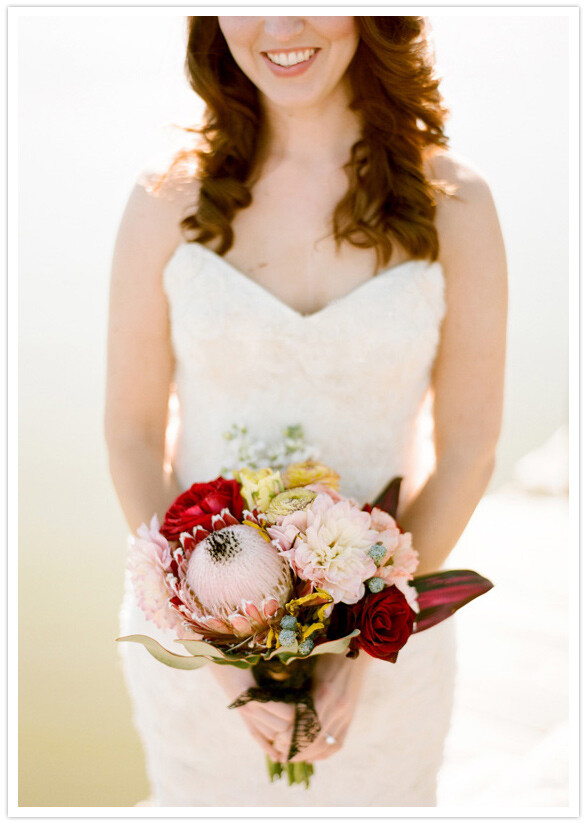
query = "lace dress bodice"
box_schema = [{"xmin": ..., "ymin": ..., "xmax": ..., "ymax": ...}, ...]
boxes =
[
  {"xmin": 119, "ymin": 242, "xmax": 456, "ymax": 807},
  {"xmin": 164, "ymin": 242, "xmax": 445, "ymax": 503}
]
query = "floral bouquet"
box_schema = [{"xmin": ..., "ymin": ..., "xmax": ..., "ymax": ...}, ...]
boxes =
[{"xmin": 119, "ymin": 450, "xmax": 492, "ymax": 788}]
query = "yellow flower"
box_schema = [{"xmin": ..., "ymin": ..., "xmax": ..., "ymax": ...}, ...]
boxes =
[
  {"xmin": 265, "ymin": 487, "xmax": 317, "ymax": 523},
  {"xmin": 282, "ymin": 460, "xmax": 341, "ymax": 491},
  {"xmin": 234, "ymin": 467, "xmax": 284, "ymax": 511}
]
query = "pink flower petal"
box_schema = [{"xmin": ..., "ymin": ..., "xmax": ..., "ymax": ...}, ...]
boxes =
[
  {"xmin": 198, "ymin": 616, "xmax": 233, "ymax": 634},
  {"xmin": 262, "ymin": 598, "xmax": 280, "ymax": 618},
  {"xmin": 243, "ymin": 601, "xmax": 264, "ymax": 625},
  {"xmin": 228, "ymin": 614, "xmax": 253, "ymax": 635}
]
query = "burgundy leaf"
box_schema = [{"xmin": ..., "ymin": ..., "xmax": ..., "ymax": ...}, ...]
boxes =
[
  {"xmin": 411, "ymin": 569, "xmax": 494, "ymax": 633},
  {"xmin": 372, "ymin": 477, "xmax": 403, "ymax": 520}
]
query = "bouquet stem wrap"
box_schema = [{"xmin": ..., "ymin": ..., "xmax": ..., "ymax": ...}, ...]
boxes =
[{"xmin": 228, "ymin": 657, "xmax": 319, "ymax": 782}]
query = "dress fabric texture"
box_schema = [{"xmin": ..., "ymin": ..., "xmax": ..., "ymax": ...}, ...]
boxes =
[{"xmin": 119, "ymin": 242, "xmax": 457, "ymax": 807}]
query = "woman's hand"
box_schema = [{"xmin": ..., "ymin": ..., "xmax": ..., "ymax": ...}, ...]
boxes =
[
  {"xmin": 208, "ymin": 662, "xmax": 296, "ymax": 763},
  {"xmin": 286, "ymin": 651, "xmax": 371, "ymax": 763}
]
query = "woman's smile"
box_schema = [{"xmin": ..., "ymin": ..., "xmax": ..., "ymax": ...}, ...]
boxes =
[
  {"xmin": 262, "ymin": 47, "xmax": 320, "ymax": 76},
  {"xmin": 218, "ymin": 17, "xmax": 359, "ymax": 110}
]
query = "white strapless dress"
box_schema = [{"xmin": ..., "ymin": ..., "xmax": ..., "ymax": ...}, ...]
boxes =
[{"xmin": 119, "ymin": 243, "xmax": 457, "ymax": 807}]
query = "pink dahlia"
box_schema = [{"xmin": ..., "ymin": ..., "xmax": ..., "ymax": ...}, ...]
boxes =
[
  {"xmin": 306, "ymin": 483, "xmax": 349, "ymax": 503},
  {"xmin": 271, "ymin": 493, "xmax": 378, "ymax": 605},
  {"xmin": 393, "ymin": 579, "xmax": 420, "ymax": 613},
  {"xmin": 369, "ymin": 507, "xmax": 419, "ymax": 588},
  {"xmin": 127, "ymin": 515, "xmax": 178, "ymax": 631}
]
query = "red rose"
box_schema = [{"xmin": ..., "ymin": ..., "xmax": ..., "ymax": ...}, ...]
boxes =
[
  {"xmin": 161, "ymin": 478, "xmax": 245, "ymax": 540},
  {"xmin": 328, "ymin": 586, "xmax": 416, "ymax": 662}
]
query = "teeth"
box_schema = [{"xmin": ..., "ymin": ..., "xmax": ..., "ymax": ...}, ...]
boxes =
[{"xmin": 266, "ymin": 48, "xmax": 316, "ymax": 68}]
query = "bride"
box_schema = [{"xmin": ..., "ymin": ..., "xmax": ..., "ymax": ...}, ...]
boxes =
[{"xmin": 105, "ymin": 16, "xmax": 507, "ymax": 807}]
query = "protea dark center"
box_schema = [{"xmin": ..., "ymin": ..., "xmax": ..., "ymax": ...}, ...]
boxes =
[{"xmin": 203, "ymin": 528, "xmax": 244, "ymax": 563}]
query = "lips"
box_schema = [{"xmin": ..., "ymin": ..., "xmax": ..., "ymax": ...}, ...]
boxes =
[
  {"xmin": 264, "ymin": 47, "xmax": 318, "ymax": 68},
  {"xmin": 261, "ymin": 47, "xmax": 320, "ymax": 77}
]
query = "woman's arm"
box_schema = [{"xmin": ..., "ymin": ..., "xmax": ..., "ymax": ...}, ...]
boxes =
[
  {"xmin": 293, "ymin": 156, "xmax": 508, "ymax": 765},
  {"xmin": 105, "ymin": 171, "xmax": 297, "ymax": 760},
  {"xmin": 104, "ymin": 173, "xmax": 194, "ymax": 532},
  {"xmin": 398, "ymin": 154, "xmax": 508, "ymax": 574}
]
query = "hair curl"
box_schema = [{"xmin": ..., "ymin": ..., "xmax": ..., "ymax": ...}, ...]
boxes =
[{"xmin": 167, "ymin": 16, "xmax": 449, "ymax": 267}]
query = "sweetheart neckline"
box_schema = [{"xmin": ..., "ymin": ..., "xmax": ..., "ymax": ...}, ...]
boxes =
[{"xmin": 171, "ymin": 242, "xmax": 443, "ymax": 320}]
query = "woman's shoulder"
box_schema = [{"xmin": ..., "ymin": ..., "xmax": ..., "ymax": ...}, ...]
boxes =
[
  {"xmin": 121, "ymin": 152, "xmax": 201, "ymax": 258},
  {"xmin": 137, "ymin": 150, "xmax": 201, "ymax": 206},
  {"xmin": 425, "ymin": 148, "xmax": 493, "ymax": 204},
  {"xmin": 112, "ymin": 153, "xmax": 201, "ymax": 285},
  {"xmin": 424, "ymin": 149, "xmax": 504, "ymax": 274}
]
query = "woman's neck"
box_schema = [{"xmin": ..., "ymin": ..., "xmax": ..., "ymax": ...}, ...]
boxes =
[{"xmin": 257, "ymin": 84, "xmax": 363, "ymax": 174}]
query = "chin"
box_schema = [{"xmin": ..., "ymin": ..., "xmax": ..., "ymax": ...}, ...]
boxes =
[{"xmin": 260, "ymin": 78, "xmax": 351, "ymax": 113}]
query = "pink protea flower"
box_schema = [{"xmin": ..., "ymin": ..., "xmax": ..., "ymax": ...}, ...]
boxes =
[
  {"xmin": 129, "ymin": 507, "xmax": 294, "ymax": 643},
  {"xmin": 127, "ymin": 515, "xmax": 178, "ymax": 631},
  {"xmin": 272, "ymin": 493, "xmax": 378, "ymax": 604},
  {"xmin": 186, "ymin": 524, "xmax": 293, "ymax": 625},
  {"xmin": 165, "ymin": 510, "xmax": 294, "ymax": 641}
]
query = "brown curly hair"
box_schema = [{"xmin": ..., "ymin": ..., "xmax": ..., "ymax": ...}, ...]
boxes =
[{"xmin": 167, "ymin": 16, "xmax": 449, "ymax": 268}]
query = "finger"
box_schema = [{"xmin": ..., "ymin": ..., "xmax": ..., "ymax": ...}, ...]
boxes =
[
  {"xmin": 291, "ymin": 741, "xmax": 339, "ymax": 762},
  {"xmin": 244, "ymin": 722, "xmax": 284, "ymax": 762},
  {"xmin": 244, "ymin": 714, "xmax": 282, "ymax": 741},
  {"xmin": 316, "ymin": 700, "xmax": 347, "ymax": 736},
  {"xmin": 290, "ymin": 716, "xmax": 348, "ymax": 762},
  {"xmin": 313, "ymin": 682, "xmax": 349, "ymax": 722},
  {"xmin": 243, "ymin": 714, "xmax": 293, "ymax": 753},
  {"xmin": 272, "ymin": 731, "xmax": 292, "ymax": 763},
  {"xmin": 239, "ymin": 708, "xmax": 294, "ymax": 761},
  {"xmin": 242, "ymin": 705, "xmax": 294, "ymax": 735},
  {"xmin": 260, "ymin": 701, "xmax": 297, "ymax": 723}
]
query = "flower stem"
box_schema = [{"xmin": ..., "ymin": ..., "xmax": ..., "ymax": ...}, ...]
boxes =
[{"xmin": 265, "ymin": 756, "xmax": 313, "ymax": 788}]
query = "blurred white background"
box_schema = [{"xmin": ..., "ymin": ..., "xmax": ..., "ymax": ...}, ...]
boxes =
[{"xmin": 16, "ymin": 11, "xmax": 572, "ymax": 809}]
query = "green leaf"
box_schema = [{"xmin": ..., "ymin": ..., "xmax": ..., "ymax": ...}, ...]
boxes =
[
  {"xmin": 116, "ymin": 635, "xmax": 207, "ymax": 670},
  {"xmin": 261, "ymin": 630, "xmax": 361, "ymax": 665},
  {"xmin": 276, "ymin": 651, "xmax": 299, "ymax": 664},
  {"xmin": 267, "ymin": 641, "xmax": 299, "ymax": 660},
  {"xmin": 177, "ymin": 639, "xmax": 233, "ymax": 658},
  {"xmin": 178, "ymin": 639, "xmax": 261, "ymax": 666},
  {"xmin": 209, "ymin": 658, "xmax": 253, "ymax": 669},
  {"xmin": 306, "ymin": 630, "xmax": 360, "ymax": 657}
]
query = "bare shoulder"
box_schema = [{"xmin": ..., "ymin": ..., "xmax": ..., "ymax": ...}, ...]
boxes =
[
  {"xmin": 112, "ymin": 153, "xmax": 199, "ymax": 292},
  {"xmin": 115, "ymin": 153, "xmax": 201, "ymax": 268},
  {"xmin": 425, "ymin": 149, "xmax": 491, "ymax": 197},
  {"xmin": 424, "ymin": 149, "xmax": 506, "ymax": 276},
  {"xmin": 137, "ymin": 151, "xmax": 201, "ymax": 211}
]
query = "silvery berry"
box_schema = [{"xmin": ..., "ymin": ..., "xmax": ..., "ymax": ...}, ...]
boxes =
[
  {"xmin": 298, "ymin": 638, "xmax": 315, "ymax": 655},
  {"xmin": 368, "ymin": 543, "xmax": 386, "ymax": 566},
  {"xmin": 367, "ymin": 576, "xmax": 385, "ymax": 593},
  {"xmin": 278, "ymin": 629, "xmax": 297, "ymax": 647}
]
